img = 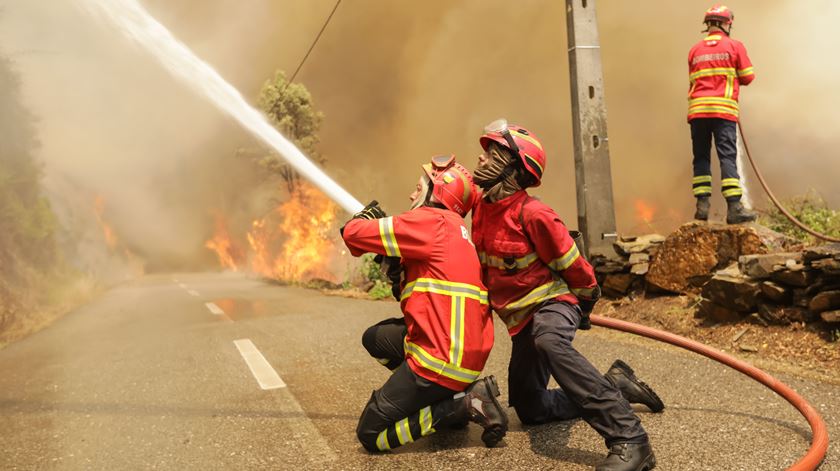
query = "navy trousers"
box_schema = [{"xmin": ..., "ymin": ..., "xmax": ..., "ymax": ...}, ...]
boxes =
[{"xmin": 508, "ymin": 301, "xmax": 648, "ymax": 446}]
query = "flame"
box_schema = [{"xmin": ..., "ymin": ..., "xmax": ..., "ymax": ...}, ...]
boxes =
[
  {"xmin": 94, "ymin": 195, "xmax": 118, "ymax": 249},
  {"xmin": 92, "ymin": 195, "xmax": 145, "ymax": 276},
  {"xmin": 206, "ymin": 183, "xmax": 339, "ymax": 283},
  {"xmin": 634, "ymin": 199, "xmax": 656, "ymax": 224},
  {"xmin": 205, "ymin": 212, "xmax": 243, "ymax": 271}
]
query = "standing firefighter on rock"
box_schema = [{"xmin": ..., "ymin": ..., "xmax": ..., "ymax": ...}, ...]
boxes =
[
  {"xmin": 341, "ymin": 155, "xmax": 508, "ymax": 452},
  {"xmin": 688, "ymin": 4, "xmax": 757, "ymax": 224},
  {"xmin": 471, "ymin": 119, "xmax": 663, "ymax": 471}
]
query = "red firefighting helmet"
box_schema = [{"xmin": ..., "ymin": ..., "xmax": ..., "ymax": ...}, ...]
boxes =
[
  {"xmin": 422, "ymin": 154, "xmax": 478, "ymax": 217},
  {"xmin": 704, "ymin": 4, "xmax": 734, "ymax": 25},
  {"xmin": 479, "ymin": 119, "xmax": 546, "ymax": 187}
]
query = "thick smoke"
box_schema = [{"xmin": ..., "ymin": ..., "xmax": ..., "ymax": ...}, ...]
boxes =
[{"xmin": 1, "ymin": 0, "xmax": 837, "ymax": 273}]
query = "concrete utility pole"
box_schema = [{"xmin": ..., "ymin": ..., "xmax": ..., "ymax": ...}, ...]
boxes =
[{"xmin": 565, "ymin": 0, "xmax": 617, "ymax": 258}]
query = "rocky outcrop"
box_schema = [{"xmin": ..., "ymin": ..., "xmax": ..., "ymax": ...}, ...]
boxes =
[{"xmin": 644, "ymin": 222, "xmax": 788, "ymax": 294}]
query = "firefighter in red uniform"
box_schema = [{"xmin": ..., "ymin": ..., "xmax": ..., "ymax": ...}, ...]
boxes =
[
  {"xmin": 341, "ymin": 155, "xmax": 508, "ymax": 452},
  {"xmin": 471, "ymin": 120, "xmax": 663, "ymax": 471},
  {"xmin": 688, "ymin": 4, "xmax": 757, "ymax": 224}
]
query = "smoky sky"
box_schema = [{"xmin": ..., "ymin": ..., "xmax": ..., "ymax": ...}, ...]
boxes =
[{"xmin": 1, "ymin": 0, "xmax": 838, "ymax": 270}]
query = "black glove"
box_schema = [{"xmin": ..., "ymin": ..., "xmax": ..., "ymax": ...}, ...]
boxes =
[
  {"xmin": 374, "ymin": 254, "xmax": 404, "ymax": 300},
  {"xmin": 576, "ymin": 285, "xmax": 601, "ymax": 331},
  {"xmin": 352, "ymin": 200, "xmax": 386, "ymax": 220}
]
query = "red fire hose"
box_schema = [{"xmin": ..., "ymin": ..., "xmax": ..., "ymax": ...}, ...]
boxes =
[{"xmin": 592, "ymin": 314, "xmax": 829, "ymax": 470}]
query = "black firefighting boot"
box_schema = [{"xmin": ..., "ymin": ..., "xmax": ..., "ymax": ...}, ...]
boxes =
[
  {"xmin": 694, "ymin": 196, "xmax": 710, "ymax": 221},
  {"xmin": 726, "ymin": 200, "xmax": 757, "ymax": 224},
  {"xmin": 462, "ymin": 375, "xmax": 508, "ymax": 447},
  {"xmin": 596, "ymin": 442, "xmax": 656, "ymax": 471},
  {"xmin": 604, "ymin": 360, "xmax": 665, "ymax": 413}
]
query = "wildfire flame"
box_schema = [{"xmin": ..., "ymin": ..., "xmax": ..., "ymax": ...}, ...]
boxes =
[
  {"xmin": 206, "ymin": 183, "xmax": 339, "ymax": 283},
  {"xmin": 205, "ymin": 212, "xmax": 243, "ymax": 271},
  {"xmin": 94, "ymin": 195, "xmax": 118, "ymax": 249},
  {"xmin": 634, "ymin": 199, "xmax": 656, "ymax": 225},
  {"xmin": 92, "ymin": 195, "xmax": 145, "ymax": 276}
]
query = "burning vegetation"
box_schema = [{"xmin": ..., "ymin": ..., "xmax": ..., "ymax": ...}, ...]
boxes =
[{"xmin": 205, "ymin": 183, "xmax": 341, "ymax": 283}]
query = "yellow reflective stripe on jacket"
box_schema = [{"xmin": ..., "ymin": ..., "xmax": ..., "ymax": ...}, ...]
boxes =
[
  {"xmin": 689, "ymin": 96, "xmax": 738, "ymax": 107},
  {"xmin": 688, "ymin": 105, "xmax": 740, "ymax": 117},
  {"xmin": 498, "ymin": 280, "xmax": 571, "ymax": 315},
  {"xmin": 449, "ymin": 296, "xmax": 466, "ymax": 367},
  {"xmin": 405, "ymin": 341, "xmax": 481, "ymax": 384},
  {"xmin": 724, "ymin": 75, "xmax": 734, "ymax": 99},
  {"xmin": 395, "ymin": 417, "xmax": 413, "ymax": 445},
  {"xmin": 401, "ymin": 278, "xmax": 488, "ymax": 304},
  {"xmin": 704, "ymin": 34, "xmax": 722, "ymax": 41},
  {"xmin": 689, "ymin": 67, "xmax": 736, "ymax": 82},
  {"xmin": 737, "ymin": 66, "xmax": 754, "ymax": 77},
  {"xmin": 479, "ymin": 251, "xmax": 538, "ymax": 270},
  {"xmin": 549, "ymin": 244, "xmax": 580, "ymax": 272},
  {"xmin": 500, "ymin": 306, "xmax": 534, "ymax": 329},
  {"xmin": 378, "ymin": 217, "xmax": 401, "ymax": 257},
  {"xmin": 376, "ymin": 430, "xmax": 390, "ymax": 450},
  {"xmin": 570, "ymin": 286, "xmax": 597, "ymax": 299}
]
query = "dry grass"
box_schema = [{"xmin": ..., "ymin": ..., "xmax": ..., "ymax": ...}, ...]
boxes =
[{"xmin": 0, "ymin": 275, "xmax": 101, "ymax": 349}]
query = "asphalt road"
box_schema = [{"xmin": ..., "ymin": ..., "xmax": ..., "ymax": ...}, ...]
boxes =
[{"xmin": 0, "ymin": 273, "xmax": 837, "ymax": 470}]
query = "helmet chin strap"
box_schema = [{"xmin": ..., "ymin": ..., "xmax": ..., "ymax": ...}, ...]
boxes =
[{"xmin": 704, "ymin": 21, "xmax": 731, "ymax": 35}]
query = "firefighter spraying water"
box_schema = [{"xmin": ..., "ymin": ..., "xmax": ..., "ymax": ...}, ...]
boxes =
[{"xmin": 76, "ymin": 1, "xmax": 830, "ymax": 469}]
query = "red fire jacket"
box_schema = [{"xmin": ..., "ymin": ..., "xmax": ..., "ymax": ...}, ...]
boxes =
[
  {"xmin": 342, "ymin": 206, "xmax": 494, "ymax": 391},
  {"xmin": 687, "ymin": 32, "xmax": 755, "ymax": 122},
  {"xmin": 472, "ymin": 191, "xmax": 598, "ymax": 336}
]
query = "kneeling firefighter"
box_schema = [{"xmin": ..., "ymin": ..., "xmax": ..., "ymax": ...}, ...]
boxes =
[
  {"xmin": 471, "ymin": 119, "xmax": 663, "ymax": 471},
  {"xmin": 341, "ymin": 155, "xmax": 508, "ymax": 452}
]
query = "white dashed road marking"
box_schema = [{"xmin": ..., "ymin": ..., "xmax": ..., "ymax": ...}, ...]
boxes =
[
  {"xmin": 233, "ymin": 339, "xmax": 286, "ymax": 390},
  {"xmin": 178, "ymin": 283, "xmax": 187, "ymax": 289},
  {"xmin": 187, "ymin": 290, "xmax": 200, "ymax": 297},
  {"xmin": 205, "ymin": 302, "xmax": 225, "ymax": 315}
]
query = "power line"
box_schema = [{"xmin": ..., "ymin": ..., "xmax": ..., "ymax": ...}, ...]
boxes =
[{"xmin": 284, "ymin": 0, "xmax": 342, "ymax": 89}]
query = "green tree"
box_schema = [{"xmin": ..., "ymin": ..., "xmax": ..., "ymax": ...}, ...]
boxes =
[
  {"xmin": 255, "ymin": 71, "xmax": 325, "ymax": 194},
  {"xmin": 0, "ymin": 55, "xmax": 59, "ymax": 325}
]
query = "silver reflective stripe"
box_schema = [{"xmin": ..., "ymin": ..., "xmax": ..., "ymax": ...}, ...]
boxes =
[
  {"xmin": 419, "ymin": 406, "xmax": 435, "ymax": 436},
  {"xmin": 449, "ymin": 296, "xmax": 465, "ymax": 366},
  {"xmin": 378, "ymin": 217, "xmax": 401, "ymax": 257},
  {"xmin": 480, "ymin": 251, "xmax": 538, "ymax": 270},
  {"xmin": 376, "ymin": 429, "xmax": 390, "ymax": 450},
  {"xmin": 500, "ymin": 280, "xmax": 571, "ymax": 313},
  {"xmin": 400, "ymin": 278, "xmax": 488, "ymax": 304},
  {"xmin": 405, "ymin": 341, "xmax": 481, "ymax": 384},
  {"xmin": 396, "ymin": 418, "xmax": 413, "ymax": 445},
  {"xmin": 549, "ymin": 244, "xmax": 580, "ymax": 272}
]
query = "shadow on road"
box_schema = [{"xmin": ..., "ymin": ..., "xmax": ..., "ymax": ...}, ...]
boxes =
[{"xmin": 524, "ymin": 419, "xmax": 603, "ymax": 467}]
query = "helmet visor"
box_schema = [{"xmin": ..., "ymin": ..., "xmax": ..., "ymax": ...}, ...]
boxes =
[
  {"xmin": 483, "ymin": 118, "xmax": 509, "ymax": 134},
  {"xmin": 483, "ymin": 118, "xmax": 521, "ymax": 159}
]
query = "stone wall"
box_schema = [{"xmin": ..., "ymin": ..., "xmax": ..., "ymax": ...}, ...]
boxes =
[{"xmin": 589, "ymin": 222, "xmax": 840, "ymax": 331}]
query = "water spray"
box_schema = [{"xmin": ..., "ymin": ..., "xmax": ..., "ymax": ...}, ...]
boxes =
[{"xmin": 79, "ymin": 0, "xmax": 364, "ymax": 215}]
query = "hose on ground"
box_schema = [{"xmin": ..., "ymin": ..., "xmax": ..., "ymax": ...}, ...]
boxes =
[
  {"xmin": 738, "ymin": 121, "xmax": 840, "ymax": 243},
  {"xmin": 591, "ymin": 314, "xmax": 829, "ymax": 470}
]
